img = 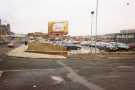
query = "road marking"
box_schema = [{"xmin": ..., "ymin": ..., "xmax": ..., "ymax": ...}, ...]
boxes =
[
  {"xmin": 117, "ymin": 66, "xmax": 133, "ymax": 69},
  {"xmin": 51, "ymin": 76, "xmax": 65, "ymax": 84},
  {"xmin": 57, "ymin": 61, "xmax": 104, "ymax": 90},
  {"xmin": 0, "ymin": 68, "xmax": 57, "ymax": 72},
  {"xmin": 33, "ymin": 85, "xmax": 37, "ymax": 88}
]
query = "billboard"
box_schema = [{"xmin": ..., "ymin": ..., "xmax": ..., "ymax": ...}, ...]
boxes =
[{"xmin": 48, "ymin": 21, "xmax": 68, "ymax": 36}]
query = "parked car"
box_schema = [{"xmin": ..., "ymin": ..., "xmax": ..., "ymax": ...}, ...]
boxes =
[
  {"xmin": 89, "ymin": 41, "xmax": 96, "ymax": 47},
  {"xmin": 105, "ymin": 43, "xmax": 118, "ymax": 51},
  {"xmin": 94, "ymin": 42, "xmax": 116, "ymax": 51},
  {"xmin": 96, "ymin": 42, "xmax": 106, "ymax": 50},
  {"xmin": 128, "ymin": 43, "xmax": 135, "ymax": 50},
  {"xmin": 63, "ymin": 44, "xmax": 81, "ymax": 51},
  {"xmin": 80, "ymin": 41, "xmax": 90, "ymax": 46},
  {"xmin": 110, "ymin": 42, "xmax": 129, "ymax": 51}
]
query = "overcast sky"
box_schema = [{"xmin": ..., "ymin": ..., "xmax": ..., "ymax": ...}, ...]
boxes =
[{"xmin": 0, "ymin": 0, "xmax": 135, "ymax": 35}]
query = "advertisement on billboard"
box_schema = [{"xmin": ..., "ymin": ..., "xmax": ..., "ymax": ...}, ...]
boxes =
[
  {"xmin": 48, "ymin": 21, "xmax": 68, "ymax": 36},
  {"xmin": 53, "ymin": 22, "xmax": 65, "ymax": 32}
]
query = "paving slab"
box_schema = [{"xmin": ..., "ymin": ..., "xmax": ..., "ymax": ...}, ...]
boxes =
[{"xmin": 6, "ymin": 45, "xmax": 66, "ymax": 59}]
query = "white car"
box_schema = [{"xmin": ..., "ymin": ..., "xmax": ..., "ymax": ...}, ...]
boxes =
[
  {"xmin": 110, "ymin": 42, "xmax": 129, "ymax": 50},
  {"xmin": 117, "ymin": 43, "xmax": 129, "ymax": 50}
]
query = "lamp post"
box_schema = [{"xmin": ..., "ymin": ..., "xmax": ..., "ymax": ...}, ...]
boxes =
[
  {"xmin": 90, "ymin": 11, "xmax": 94, "ymax": 53},
  {"xmin": 95, "ymin": 0, "xmax": 99, "ymax": 54}
]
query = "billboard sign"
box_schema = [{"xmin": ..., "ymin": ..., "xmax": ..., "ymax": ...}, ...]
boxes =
[{"xmin": 48, "ymin": 21, "xmax": 68, "ymax": 36}]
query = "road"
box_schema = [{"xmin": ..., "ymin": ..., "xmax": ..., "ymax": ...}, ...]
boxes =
[
  {"xmin": 0, "ymin": 44, "xmax": 135, "ymax": 90},
  {"xmin": 0, "ymin": 44, "xmax": 12, "ymax": 55}
]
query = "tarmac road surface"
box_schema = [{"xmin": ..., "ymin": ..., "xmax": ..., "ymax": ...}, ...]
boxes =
[{"xmin": 0, "ymin": 44, "xmax": 135, "ymax": 90}]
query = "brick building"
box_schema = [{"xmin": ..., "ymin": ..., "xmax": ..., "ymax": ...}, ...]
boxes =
[
  {"xmin": 103, "ymin": 29, "xmax": 135, "ymax": 43},
  {"xmin": 0, "ymin": 19, "xmax": 11, "ymax": 36},
  {"xmin": 0, "ymin": 19, "xmax": 11, "ymax": 43}
]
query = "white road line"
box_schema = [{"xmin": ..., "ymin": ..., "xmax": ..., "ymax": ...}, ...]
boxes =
[
  {"xmin": 0, "ymin": 68, "xmax": 56, "ymax": 72},
  {"xmin": 57, "ymin": 61, "xmax": 104, "ymax": 90}
]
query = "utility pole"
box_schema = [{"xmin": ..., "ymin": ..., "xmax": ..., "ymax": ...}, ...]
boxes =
[
  {"xmin": 90, "ymin": 11, "xmax": 94, "ymax": 53},
  {"xmin": 95, "ymin": 0, "xmax": 99, "ymax": 54}
]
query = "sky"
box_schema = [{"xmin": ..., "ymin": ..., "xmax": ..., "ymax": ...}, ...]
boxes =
[{"xmin": 0, "ymin": 0, "xmax": 135, "ymax": 36}]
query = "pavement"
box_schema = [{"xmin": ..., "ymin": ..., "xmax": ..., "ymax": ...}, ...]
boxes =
[
  {"xmin": 6, "ymin": 45, "xmax": 66, "ymax": 59},
  {"xmin": 6, "ymin": 44, "xmax": 99, "ymax": 59}
]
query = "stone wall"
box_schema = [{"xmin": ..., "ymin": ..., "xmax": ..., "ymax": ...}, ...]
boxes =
[{"xmin": 26, "ymin": 42, "xmax": 68, "ymax": 56}]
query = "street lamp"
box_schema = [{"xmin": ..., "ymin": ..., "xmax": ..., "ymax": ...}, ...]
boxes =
[
  {"xmin": 126, "ymin": 2, "xmax": 130, "ymax": 6},
  {"xmin": 90, "ymin": 11, "xmax": 94, "ymax": 53},
  {"xmin": 91, "ymin": 11, "xmax": 95, "ymax": 14},
  {"xmin": 95, "ymin": 0, "xmax": 99, "ymax": 54},
  {"xmin": 93, "ymin": 0, "xmax": 130, "ymax": 54}
]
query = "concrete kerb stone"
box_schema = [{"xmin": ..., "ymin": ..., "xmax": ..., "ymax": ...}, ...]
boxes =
[{"xmin": 68, "ymin": 52, "xmax": 135, "ymax": 60}]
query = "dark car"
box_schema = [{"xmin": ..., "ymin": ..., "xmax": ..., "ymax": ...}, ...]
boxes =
[{"xmin": 64, "ymin": 44, "xmax": 81, "ymax": 51}]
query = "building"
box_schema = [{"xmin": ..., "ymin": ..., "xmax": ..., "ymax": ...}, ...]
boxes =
[
  {"xmin": 0, "ymin": 19, "xmax": 11, "ymax": 36},
  {"xmin": 0, "ymin": 19, "xmax": 12, "ymax": 43},
  {"xmin": 120, "ymin": 29, "xmax": 135, "ymax": 33},
  {"xmin": 103, "ymin": 29, "xmax": 135, "ymax": 43}
]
